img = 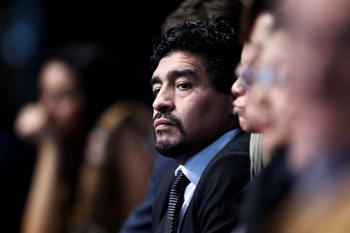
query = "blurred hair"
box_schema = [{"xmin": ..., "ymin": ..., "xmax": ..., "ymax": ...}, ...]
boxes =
[
  {"xmin": 161, "ymin": 0, "xmax": 244, "ymax": 33},
  {"xmin": 250, "ymin": 133, "xmax": 272, "ymax": 179}
]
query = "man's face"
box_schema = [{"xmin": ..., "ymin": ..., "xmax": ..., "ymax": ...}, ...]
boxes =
[
  {"xmin": 285, "ymin": 0, "xmax": 350, "ymax": 158},
  {"xmin": 151, "ymin": 51, "xmax": 235, "ymax": 163}
]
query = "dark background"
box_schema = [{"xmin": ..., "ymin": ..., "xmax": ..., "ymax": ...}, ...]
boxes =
[{"xmin": 0, "ymin": 0, "xmax": 183, "ymax": 232}]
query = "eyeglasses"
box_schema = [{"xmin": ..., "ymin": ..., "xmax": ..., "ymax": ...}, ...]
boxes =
[{"xmin": 235, "ymin": 64, "xmax": 286, "ymax": 88}]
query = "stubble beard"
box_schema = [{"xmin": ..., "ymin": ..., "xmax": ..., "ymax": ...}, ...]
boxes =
[
  {"xmin": 153, "ymin": 112, "xmax": 187, "ymax": 158},
  {"xmin": 155, "ymin": 134, "xmax": 187, "ymax": 158}
]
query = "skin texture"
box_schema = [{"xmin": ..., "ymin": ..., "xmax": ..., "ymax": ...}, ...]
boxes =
[{"xmin": 151, "ymin": 51, "xmax": 236, "ymax": 164}]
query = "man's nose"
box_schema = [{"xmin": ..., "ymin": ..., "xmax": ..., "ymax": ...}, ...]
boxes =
[{"xmin": 152, "ymin": 88, "xmax": 175, "ymax": 113}]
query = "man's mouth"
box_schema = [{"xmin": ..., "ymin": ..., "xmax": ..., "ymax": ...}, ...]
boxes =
[{"xmin": 153, "ymin": 118, "xmax": 175, "ymax": 131}]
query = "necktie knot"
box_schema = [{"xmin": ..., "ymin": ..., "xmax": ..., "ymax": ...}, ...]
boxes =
[{"xmin": 164, "ymin": 169, "xmax": 190, "ymax": 233}]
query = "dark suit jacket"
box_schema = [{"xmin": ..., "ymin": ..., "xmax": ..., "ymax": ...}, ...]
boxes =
[
  {"xmin": 234, "ymin": 149, "xmax": 295, "ymax": 233},
  {"xmin": 152, "ymin": 130, "xmax": 251, "ymax": 233}
]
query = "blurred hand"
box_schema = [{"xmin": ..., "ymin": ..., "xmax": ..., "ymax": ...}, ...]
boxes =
[{"xmin": 14, "ymin": 103, "xmax": 49, "ymax": 143}]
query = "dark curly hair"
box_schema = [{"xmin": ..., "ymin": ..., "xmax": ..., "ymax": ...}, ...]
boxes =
[{"xmin": 150, "ymin": 18, "xmax": 242, "ymax": 93}]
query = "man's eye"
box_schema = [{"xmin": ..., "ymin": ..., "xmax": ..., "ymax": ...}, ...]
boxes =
[
  {"xmin": 178, "ymin": 83, "xmax": 191, "ymax": 90},
  {"xmin": 153, "ymin": 88, "xmax": 160, "ymax": 97}
]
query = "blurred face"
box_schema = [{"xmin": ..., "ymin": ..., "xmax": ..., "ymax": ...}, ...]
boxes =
[
  {"xmin": 285, "ymin": 0, "xmax": 350, "ymax": 161},
  {"xmin": 252, "ymin": 31, "xmax": 291, "ymax": 153},
  {"xmin": 39, "ymin": 61, "xmax": 85, "ymax": 137},
  {"xmin": 232, "ymin": 45, "xmax": 258, "ymax": 132},
  {"xmin": 151, "ymin": 51, "xmax": 235, "ymax": 164},
  {"xmin": 231, "ymin": 13, "xmax": 274, "ymax": 133}
]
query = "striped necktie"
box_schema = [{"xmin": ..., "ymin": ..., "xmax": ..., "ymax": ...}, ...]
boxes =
[{"xmin": 164, "ymin": 169, "xmax": 190, "ymax": 233}]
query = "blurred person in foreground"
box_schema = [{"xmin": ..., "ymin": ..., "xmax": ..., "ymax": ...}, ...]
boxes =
[
  {"xmin": 257, "ymin": 0, "xmax": 350, "ymax": 232},
  {"xmin": 230, "ymin": 0, "xmax": 297, "ymax": 232},
  {"xmin": 14, "ymin": 42, "xmax": 122, "ymax": 233},
  {"xmin": 231, "ymin": 0, "xmax": 276, "ymax": 179},
  {"xmin": 120, "ymin": 1, "xmax": 245, "ymax": 233},
  {"xmin": 150, "ymin": 18, "xmax": 250, "ymax": 233}
]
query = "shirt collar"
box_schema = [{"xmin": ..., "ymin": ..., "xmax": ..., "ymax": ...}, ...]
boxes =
[{"xmin": 175, "ymin": 128, "xmax": 242, "ymax": 185}]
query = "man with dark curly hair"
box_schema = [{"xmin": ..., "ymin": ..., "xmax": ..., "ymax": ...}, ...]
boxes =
[{"xmin": 150, "ymin": 18, "xmax": 251, "ymax": 233}]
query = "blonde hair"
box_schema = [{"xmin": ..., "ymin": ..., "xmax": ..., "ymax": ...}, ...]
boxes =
[{"xmin": 249, "ymin": 133, "xmax": 272, "ymax": 179}]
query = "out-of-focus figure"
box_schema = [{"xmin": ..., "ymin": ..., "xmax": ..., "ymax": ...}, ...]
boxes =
[
  {"xmin": 70, "ymin": 99, "xmax": 157, "ymax": 233},
  {"xmin": 231, "ymin": 3, "xmax": 276, "ymax": 178},
  {"xmin": 257, "ymin": 0, "xmax": 350, "ymax": 232},
  {"xmin": 230, "ymin": 0, "xmax": 296, "ymax": 232},
  {"xmin": 14, "ymin": 41, "xmax": 122, "ymax": 233}
]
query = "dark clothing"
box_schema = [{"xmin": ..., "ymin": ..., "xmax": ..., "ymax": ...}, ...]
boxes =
[
  {"xmin": 233, "ymin": 150, "xmax": 295, "ymax": 233},
  {"xmin": 152, "ymin": 131, "xmax": 251, "ymax": 233}
]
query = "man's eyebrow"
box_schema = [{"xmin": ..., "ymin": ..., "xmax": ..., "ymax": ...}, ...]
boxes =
[
  {"xmin": 150, "ymin": 76, "xmax": 161, "ymax": 86},
  {"xmin": 169, "ymin": 69, "xmax": 197, "ymax": 79},
  {"xmin": 150, "ymin": 69, "xmax": 198, "ymax": 86}
]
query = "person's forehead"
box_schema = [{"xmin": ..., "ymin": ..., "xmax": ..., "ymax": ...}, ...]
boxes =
[
  {"xmin": 152, "ymin": 52, "xmax": 206, "ymax": 79},
  {"xmin": 40, "ymin": 61, "xmax": 77, "ymax": 87},
  {"xmin": 260, "ymin": 31, "xmax": 289, "ymax": 66},
  {"xmin": 241, "ymin": 43, "xmax": 255, "ymax": 66},
  {"xmin": 250, "ymin": 13, "xmax": 274, "ymax": 46}
]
